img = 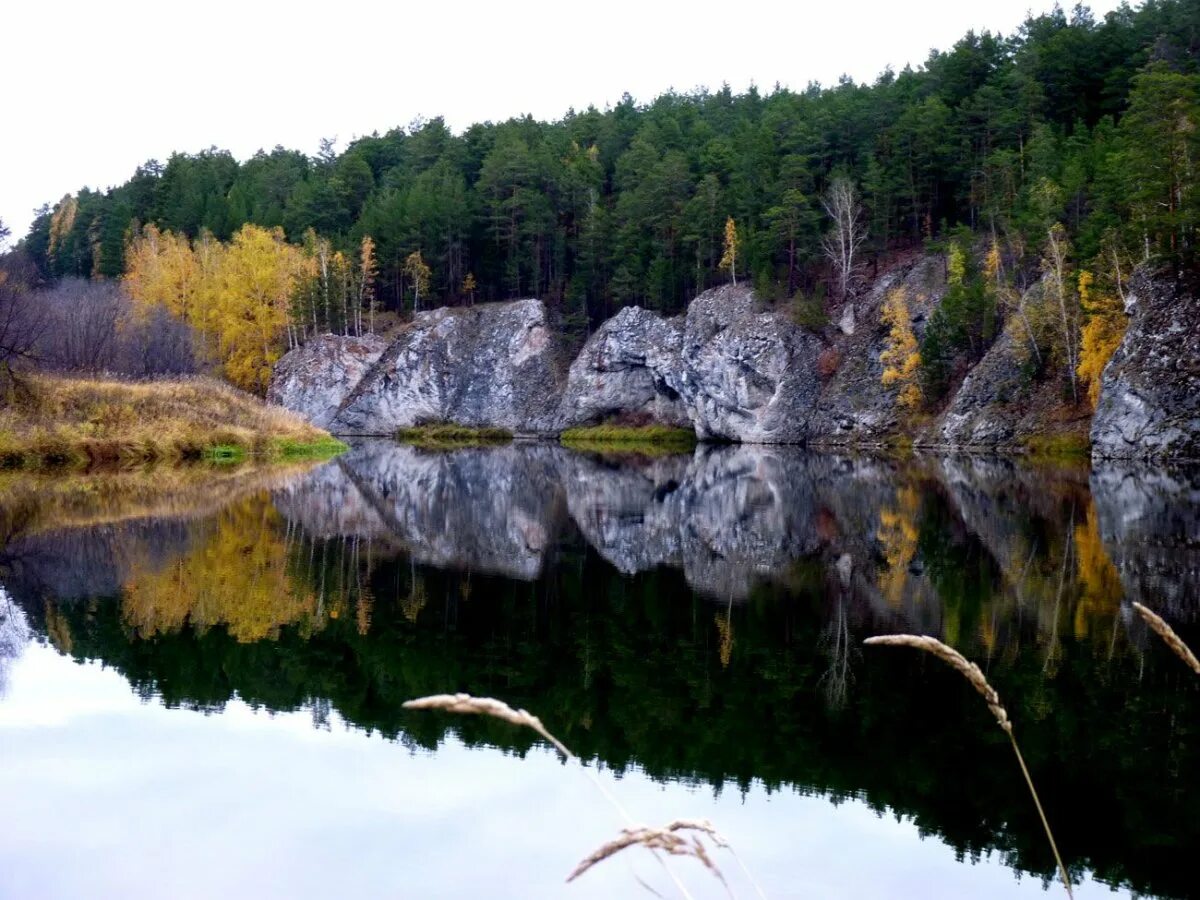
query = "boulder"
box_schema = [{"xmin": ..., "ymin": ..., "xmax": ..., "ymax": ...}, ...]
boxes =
[
  {"xmin": 674, "ymin": 285, "xmax": 824, "ymax": 443},
  {"xmin": 1091, "ymin": 274, "xmax": 1200, "ymax": 461},
  {"xmin": 330, "ymin": 299, "xmax": 565, "ymax": 435},
  {"xmin": 556, "ymin": 306, "xmax": 689, "ymax": 429},
  {"xmin": 267, "ymin": 333, "xmax": 388, "ymax": 428}
]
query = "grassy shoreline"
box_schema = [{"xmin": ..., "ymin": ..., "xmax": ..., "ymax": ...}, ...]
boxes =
[{"xmin": 0, "ymin": 374, "xmax": 344, "ymax": 469}]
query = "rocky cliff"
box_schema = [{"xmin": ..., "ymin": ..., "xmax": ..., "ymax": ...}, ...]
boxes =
[
  {"xmin": 810, "ymin": 254, "xmax": 945, "ymax": 444},
  {"xmin": 329, "ymin": 300, "xmax": 565, "ymax": 435},
  {"xmin": 556, "ymin": 306, "xmax": 689, "ymax": 429},
  {"xmin": 674, "ymin": 286, "xmax": 824, "ymax": 442},
  {"xmin": 1091, "ymin": 274, "xmax": 1200, "ymax": 461},
  {"xmin": 268, "ymin": 262, "xmax": 1199, "ymax": 459},
  {"xmin": 266, "ymin": 333, "xmax": 388, "ymax": 428}
]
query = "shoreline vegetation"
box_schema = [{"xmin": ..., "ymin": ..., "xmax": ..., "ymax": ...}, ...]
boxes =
[
  {"xmin": 394, "ymin": 423, "xmax": 513, "ymax": 449},
  {"xmin": 560, "ymin": 424, "xmax": 698, "ymax": 455},
  {"xmin": 0, "ymin": 374, "xmax": 344, "ymax": 469}
]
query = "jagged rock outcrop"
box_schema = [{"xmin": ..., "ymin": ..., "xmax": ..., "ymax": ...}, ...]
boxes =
[
  {"xmin": 1091, "ymin": 275, "xmax": 1200, "ymax": 461},
  {"xmin": 674, "ymin": 285, "xmax": 824, "ymax": 442},
  {"xmin": 556, "ymin": 287, "xmax": 827, "ymax": 441},
  {"xmin": 267, "ymin": 333, "xmax": 388, "ymax": 428},
  {"xmin": 330, "ymin": 300, "xmax": 565, "ymax": 435},
  {"xmin": 811, "ymin": 255, "xmax": 946, "ymax": 444},
  {"xmin": 556, "ymin": 306, "xmax": 689, "ymax": 428},
  {"xmin": 267, "ymin": 260, "xmax": 1196, "ymax": 460}
]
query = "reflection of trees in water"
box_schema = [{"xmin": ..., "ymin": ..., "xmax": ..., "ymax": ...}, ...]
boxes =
[
  {"xmin": 4, "ymin": 449, "xmax": 1200, "ymax": 898},
  {"xmin": 0, "ymin": 590, "xmax": 30, "ymax": 698},
  {"xmin": 121, "ymin": 497, "xmax": 321, "ymax": 643},
  {"xmin": 875, "ymin": 484, "xmax": 920, "ymax": 609}
]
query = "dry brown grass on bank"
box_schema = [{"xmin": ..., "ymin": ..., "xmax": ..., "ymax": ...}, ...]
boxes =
[{"xmin": 0, "ymin": 374, "xmax": 342, "ymax": 467}]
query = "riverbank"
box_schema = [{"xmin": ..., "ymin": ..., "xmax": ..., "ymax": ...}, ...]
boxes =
[{"xmin": 0, "ymin": 375, "xmax": 344, "ymax": 468}]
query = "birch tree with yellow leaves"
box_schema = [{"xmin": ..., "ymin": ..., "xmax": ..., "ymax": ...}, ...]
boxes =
[
  {"xmin": 216, "ymin": 225, "xmax": 304, "ymax": 393},
  {"xmin": 125, "ymin": 223, "xmax": 303, "ymax": 393}
]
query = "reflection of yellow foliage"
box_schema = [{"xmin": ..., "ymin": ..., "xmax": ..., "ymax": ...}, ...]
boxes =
[
  {"xmin": 714, "ymin": 610, "xmax": 734, "ymax": 668},
  {"xmin": 122, "ymin": 496, "xmax": 318, "ymax": 642},
  {"xmin": 400, "ymin": 575, "xmax": 427, "ymax": 624},
  {"xmin": 44, "ymin": 601, "xmax": 73, "ymax": 655},
  {"xmin": 356, "ymin": 589, "xmax": 373, "ymax": 636},
  {"xmin": 877, "ymin": 486, "xmax": 920, "ymax": 608},
  {"xmin": 1073, "ymin": 504, "xmax": 1123, "ymax": 641}
]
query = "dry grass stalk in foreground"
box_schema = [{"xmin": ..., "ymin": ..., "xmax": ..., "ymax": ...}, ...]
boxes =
[
  {"xmin": 402, "ymin": 693, "xmax": 571, "ymax": 759},
  {"xmin": 568, "ymin": 819, "xmax": 729, "ymax": 889},
  {"xmin": 1132, "ymin": 603, "xmax": 1200, "ymax": 676},
  {"xmin": 403, "ymin": 693, "xmax": 762, "ymax": 899},
  {"xmin": 864, "ymin": 635, "xmax": 1073, "ymax": 898}
]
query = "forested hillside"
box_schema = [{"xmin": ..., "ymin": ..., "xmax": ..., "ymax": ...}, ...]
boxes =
[{"xmin": 9, "ymin": 1, "xmax": 1200, "ymax": 401}]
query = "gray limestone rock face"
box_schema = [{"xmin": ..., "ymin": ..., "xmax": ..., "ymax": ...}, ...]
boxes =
[
  {"xmin": 926, "ymin": 326, "xmax": 1027, "ymax": 449},
  {"xmin": 555, "ymin": 306, "xmax": 689, "ymax": 429},
  {"xmin": 1091, "ymin": 274, "xmax": 1200, "ymax": 462},
  {"xmin": 267, "ymin": 333, "xmax": 388, "ymax": 428},
  {"xmin": 330, "ymin": 300, "xmax": 566, "ymax": 436},
  {"xmin": 674, "ymin": 286, "xmax": 824, "ymax": 443}
]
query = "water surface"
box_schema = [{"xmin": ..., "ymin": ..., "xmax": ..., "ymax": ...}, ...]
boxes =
[{"xmin": 1, "ymin": 443, "xmax": 1197, "ymax": 898}]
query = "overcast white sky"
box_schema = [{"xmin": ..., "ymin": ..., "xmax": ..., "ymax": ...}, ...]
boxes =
[{"xmin": 1, "ymin": 0, "xmax": 1122, "ymax": 247}]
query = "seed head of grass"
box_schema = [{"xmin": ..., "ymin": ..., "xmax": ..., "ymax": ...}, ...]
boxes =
[
  {"xmin": 402, "ymin": 693, "xmax": 571, "ymax": 759},
  {"xmin": 568, "ymin": 819, "xmax": 730, "ymax": 889},
  {"xmin": 1132, "ymin": 602, "xmax": 1200, "ymax": 676},
  {"xmin": 864, "ymin": 633, "xmax": 1072, "ymax": 898},
  {"xmin": 863, "ymin": 634, "xmax": 1011, "ymax": 733}
]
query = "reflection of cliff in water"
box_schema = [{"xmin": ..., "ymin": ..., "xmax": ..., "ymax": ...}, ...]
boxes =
[{"xmin": 3, "ymin": 445, "xmax": 1200, "ymax": 898}]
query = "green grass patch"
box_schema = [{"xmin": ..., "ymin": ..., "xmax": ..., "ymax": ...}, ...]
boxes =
[
  {"xmin": 395, "ymin": 423, "xmax": 514, "ymax": 449},
  {"xmin": 560, "ymin": 423, "xmax": 697, "ymax": 455},
  {"xmin": 205, "ymin": 444, "xmax": 246, "ymax": 464},
  {"xmin": 272, "ymin": 437, "xmax": 349, "ymax": 460}
]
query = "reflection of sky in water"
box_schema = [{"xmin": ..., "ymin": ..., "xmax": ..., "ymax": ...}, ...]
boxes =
[{"xmin": 1, "ymin": 643, "xmax": 1130, "ymax": 899}]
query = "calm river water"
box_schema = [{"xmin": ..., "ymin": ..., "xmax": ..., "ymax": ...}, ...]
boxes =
[{"xmin": 0, "ymin": 442, "xmax": 1196, "ymax": 899}]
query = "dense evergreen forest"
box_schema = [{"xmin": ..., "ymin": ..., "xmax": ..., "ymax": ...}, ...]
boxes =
[{"xmin": 14, "ymin": 2, "xmax": 1200, "ymax": 336}]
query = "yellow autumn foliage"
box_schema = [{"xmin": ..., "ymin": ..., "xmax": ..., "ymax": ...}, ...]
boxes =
[
  {"xmin": 125, "ymin": 224, "xmax": 304, "ymax": 394},
  {"xmin": 1076, "ymin": 269, "xmax": 1127, "ymax": 409},
  {"xmin": 720, "ymin": 217, "xmax": 739, "ymax": 285},
  {"xmin": 879, "ymin": 287, "xmax": 922, "ymax": 411}
]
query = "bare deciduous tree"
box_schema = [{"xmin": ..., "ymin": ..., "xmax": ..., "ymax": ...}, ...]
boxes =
[
  {"xmin": 1042, "ymin": 224, "xmax": 1079, "ymax": 405},
  {"xmin": 37, "ymin": 278, "xmax": 123, "ymax": 372},
  {"xmin": 821, "ymin": 176, "xmax": 867, "ymax": 300},
  {"xmin": 35, "ymin": 277, "xmax": 200, "ymax": 377},
  {"xmin": 0, "ymin": 252, "xmax": 48, "ymax": 384}
]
